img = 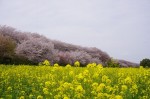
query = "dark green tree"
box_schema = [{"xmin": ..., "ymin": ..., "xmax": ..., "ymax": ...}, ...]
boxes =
[
  {"xmin": 140, "ymin": 58, "xmax": 150, "ymax": 68},
  {"xmin": 0, "ymin": 34, "xmax": 16, "ymax": 64}
]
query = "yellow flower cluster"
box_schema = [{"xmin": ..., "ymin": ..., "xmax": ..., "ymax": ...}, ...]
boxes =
[{"xmin": 0, "ymin": 64, "xmax": 149, "ymax": 99}]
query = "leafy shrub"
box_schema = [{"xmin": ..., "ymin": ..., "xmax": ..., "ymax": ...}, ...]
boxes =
[{"xmin": 140, "ymin": 58, "xmax": 150, "ymax": 68}]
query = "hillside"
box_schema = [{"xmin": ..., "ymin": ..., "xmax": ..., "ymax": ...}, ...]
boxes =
[{"xmin": 0, "ymin": 25, "xmax": 139, "ymax": 67}]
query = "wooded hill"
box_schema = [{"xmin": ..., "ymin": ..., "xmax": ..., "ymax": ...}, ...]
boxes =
[{"xmin": 0, "ymin": 25, "xmax": 139, "ymax": 67}]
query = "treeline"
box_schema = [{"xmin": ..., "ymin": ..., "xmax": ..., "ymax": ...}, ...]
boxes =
[
  {"xmin": 0, "ymin": 25, "xmax": 111, "ymax": 66},
  {"xmin": 0, "ymin": 25, "xmax": 140, "ymax": 67}
]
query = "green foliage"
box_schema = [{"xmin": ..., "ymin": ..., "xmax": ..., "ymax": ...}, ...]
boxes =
[
  {"xmin": 12, "ymin": 55, "xmax": 37, "ymax": 65},
  {"xmin": 106, "ymin": 59, "xmax": 120, "ymax": 68},
  {"xmin": 140, "ymin": 58, "xmax": 150, "ymax": 68},
  {"xmin": 0, "ymin": 34, "xmax": 16, "ymax": 56}
]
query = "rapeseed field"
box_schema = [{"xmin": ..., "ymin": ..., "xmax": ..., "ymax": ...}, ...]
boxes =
[{"xmin": 0, "ymin": 64, "xmax": 149, "ymax": 99}]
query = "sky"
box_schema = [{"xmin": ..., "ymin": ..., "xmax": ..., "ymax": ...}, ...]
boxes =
[{"xmin": 0, "ymin": 0, "xmax": 150, "ymax": 63}]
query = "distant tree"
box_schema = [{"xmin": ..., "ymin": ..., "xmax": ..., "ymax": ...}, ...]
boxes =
[
  {"xmin": 52, "ymin": 40, "xmax": 110, "ymax": 65},
  {"xmin": 58, "ymin": 50, "xmax": 102, "ymax": 66},
  {"xmin": 12, "ymin": 55, "xmax": 36, "ymax": 65},
  {"xmin": 0, "ymin": 25, "xmax": 111, "ymax": 66},
  {"xmin": 0, "ymin": 25, "xmax": 30, "ymax": 44},
  {"xmin": 117, "ymin": 60, "xmax": 139, "ymax": 67},
  {"xmin": 0, "ymin": 34, "xmax": 16, "ymax": 64},
  {"xmin": 69, "ymin": 50, "xmax": 92, "ymax": 66},
  {"xmin": 52, "ymin": 40, "xmax": 80, "ymax": 51},
  {"xmin": 15, "ymin": 38, "xmax": 56, "ymax": 64},
  {"xmin": 57, "ymin": 52, "xmax": 70, "ymax": 66},
  {"xmin": 140, "ymin": 58, "xmax": 150, "ymax": 68},
  {"xmin": 82, "ymin": 47, "xmax": 110, "ymax": 65},
  {"xmin": 57, "ymin": 47, "xmax": 107, "ymax": 66}
]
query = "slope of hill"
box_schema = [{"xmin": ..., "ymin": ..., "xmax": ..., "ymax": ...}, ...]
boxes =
[
  {"xmin": 117, "ymin": 59, "xmax": 139, "ymax": 67},
  {"xmin": 0, "ymin": 25, "xmax": 139, "ymax": 67}
]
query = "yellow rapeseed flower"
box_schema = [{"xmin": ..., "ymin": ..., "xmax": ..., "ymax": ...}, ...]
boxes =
[
  {"xmin": 43, "ymin": 88, "xmax": 49, "ymax": 95},
  {"xmin": 37, "ymin": 95, "xmax": 43, "ymax": 99},
  {"xmin": 115, "ymin": 95, "xmax": 123, "ymax": 99},
  {"xmin": 7, "ymin": 87, "xmax": 12, "ymax": 91},
  {"xmin": 45, "ymin": 81, "xmax": 51, "ymax": 87},
  {"xmin": 76, "ymin": 73, "xmax": 84, "ymax": 80},
  {"xmin": 54, "ymin": 63, "xmax": 59, "ymax": 67},
  {"xmin": 83, "ymin": 70, "xmax": 89, "ymax": 77},
  {"xmin": 43, "ymin": 60, "xmax": 50, "ymax": 66},
  {"xmin": 19, "ymin": 96, "xmax": 25, "ymax": 99},
  {"xmin": 106, "ymin": 85, "xmax": 112, "ymax": 93},
  {"xmin": 97, "ymin": 93, "xmax": 103, "ymax": 98},
  {"xmin": 97, "ymin": 64, "xmax": 103, "ymax": 67},
  {"xmin": 106, "ymin": 79, "xmax": 111, "ymax": 85},
  {"xmin": 63, "ymin": 96, "xmax": 70, "ymax": 99},
  {"xmin": 29, "ymin": 94, "xmax": 34, "ymax": 99},
  {"xmin": 92, "ymin": 82, "xmax": 99, "ymax": 90},
  {"xmin": 69, "ymin": 71, "xmax": 74, "ymax": 76},
  {"xmin": 121, "ymin": 85, "xmax": 128, "ymax": 91},
  {"xmin": 96, "ymin": 83, "xmax": 105, "ymax": 92},
  {"xmin": 75, "ymin": 85, "xmax": 85, "ymax": 94},
  {"xmin": 102, "ymin": 75, "xmax": 109, "ymax": 83},
  {"xmin": 66, "ymin": 64, "xmax": 71, "ymax": 68},
  {"xmin": 124, "ymin": 76, "xmax": 132, "ymax": 84},
  {"xmin": 130, "ymin": 84, "xmax": 138, "ymax": 94},
  {"xmin": 92, "ymin": 73, "xmax": 99, "ymax": 79},
  {"xmin": 74, "ymin": 61, "xmax": 80, "ymax": 67}
]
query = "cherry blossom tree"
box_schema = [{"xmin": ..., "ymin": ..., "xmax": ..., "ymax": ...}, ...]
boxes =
[{"xmin": 15, "ymin": 38, "xmax": 57, "ymax": 64}]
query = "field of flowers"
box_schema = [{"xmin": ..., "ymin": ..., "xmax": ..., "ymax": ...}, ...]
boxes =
[{"xmin": 0, "ymin": 64, "xmax": 149, "ymax": 99}]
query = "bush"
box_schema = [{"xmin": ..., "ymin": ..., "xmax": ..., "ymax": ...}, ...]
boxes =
[
  {"xmin": 0, "ymin": 34, "xmax": 16, "ymax": 64},
  {"xmin": 12, "ymin": 55, "xmax": 37, "ymax": 65},
  {"xmin": 140, "ymin": 58, "xmax": 150, "ymax": 68},
  {"xmin": 106, "ymin": 58, "xmax": 120, "ymax": 68}
]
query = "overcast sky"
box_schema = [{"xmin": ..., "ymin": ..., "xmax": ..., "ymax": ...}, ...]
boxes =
[{"xmin": 0, "ymin": 0, "xmax": 150, "ymax": 63}]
